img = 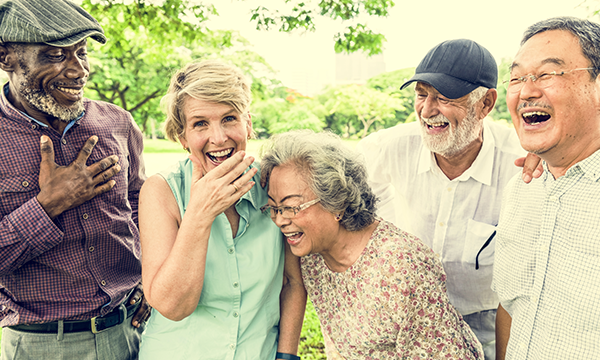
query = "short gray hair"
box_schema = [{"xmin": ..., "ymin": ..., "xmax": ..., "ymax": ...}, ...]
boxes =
[
  {"xmin": 260, "ymin": 130, "xmax": 377, "ymax": 232},
  {"xmin": 522, "ymin": 16, "xmax": 600, "ymax": 79},
  {"xmin": 468, "ymin": 86, "xmax": 489, "ymax": 106}
]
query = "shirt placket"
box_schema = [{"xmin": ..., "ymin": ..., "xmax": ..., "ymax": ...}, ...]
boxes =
[
  {"xmin": 432, "ymin": 179, "xmax": 456, "ymax": 256},
  {"xmin": 519, "ymin": 177, "xmax": 572, "ymax": 359},
  {"xmin": 219, "ymin": 214, "xmax": 242, "ymax": 360}
]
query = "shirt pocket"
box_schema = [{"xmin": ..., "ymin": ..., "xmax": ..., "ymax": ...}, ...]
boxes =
[
  {"xmin": 461, "ymin": 219, "xmax": 497, "ymax": 268},
  {"xmin": 0, "ymin": 174, "xmax": 40, "ymax": 216}
]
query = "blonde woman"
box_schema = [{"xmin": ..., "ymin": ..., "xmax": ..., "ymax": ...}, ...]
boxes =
[{"xmin": 138, "ymin": 61, "xmax": 305, "ymax": 360}]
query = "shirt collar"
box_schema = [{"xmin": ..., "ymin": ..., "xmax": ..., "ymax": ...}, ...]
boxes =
[
  {"xmin": 561, "ymin": 148, "xmax": 600, "ymax": 182},
  {"xmin": 417, "ymin": 119, "xmax": 495, "ymax": 185},
  {"xmin": 2, "ymin": 82, "xmax": 85, "ymax": 128}
]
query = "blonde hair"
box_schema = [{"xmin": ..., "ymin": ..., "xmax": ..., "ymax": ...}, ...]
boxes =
[{"xmin": 162, "ymin": 60, "xmax": 252, "ymax": 142}]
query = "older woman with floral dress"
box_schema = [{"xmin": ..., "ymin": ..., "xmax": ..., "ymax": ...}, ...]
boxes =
[{"xmin": 260, "ymin": 130, "xmax": 483, "ymax": 359}]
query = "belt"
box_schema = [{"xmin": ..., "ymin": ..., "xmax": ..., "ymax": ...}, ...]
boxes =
[{"xmin": 8, "ymin": 301, "xmax": 140, "ymax": 334}]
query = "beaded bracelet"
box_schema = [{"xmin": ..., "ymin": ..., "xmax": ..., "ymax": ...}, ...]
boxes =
[{"xmin": 275, "ymin": 352, "xmax": 301, "ymax": 360}]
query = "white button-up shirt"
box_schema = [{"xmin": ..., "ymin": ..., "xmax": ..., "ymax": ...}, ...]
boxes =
[
  {"xmin": 358, "ymin": 119, "xmax": 524, "ymax": 315},
  {"xmin": 492, "ymin": 150, "xmax": 600, "ymax": 359}
]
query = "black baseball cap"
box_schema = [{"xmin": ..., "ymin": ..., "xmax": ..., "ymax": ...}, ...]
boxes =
[
  {"xmin": 0, "ymin": 0, "xmax": 106, "ymax": 47},
  {"xmin": 400, "ymin": 39, "xmax": 497, "ymax": 99}
]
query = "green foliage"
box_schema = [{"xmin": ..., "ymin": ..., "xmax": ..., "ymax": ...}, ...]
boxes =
[
  {"xmin": 492, "ymin": 57, "xmax": 512, "ymax": 122},
  {"xmin": 249, "ymin": 0, "xmax": 395, "ymax": 55},
  {"xmin": 321, "ymin": 84, "xmax": 403, "ymax": 138},
  {"xmin": 299, "ymin": 298, "xmax": 326, "ymax": 359},
  {"xmin": 366, "ymin": 67, "xmax": 416, "ymax": 127},
  {"xmin": 82, "ymin": 0, "xmax": 279, "ymax": 137},
  {"xmin": 82, "ymin": 0, "xmax": 218, "ymax": 134}
]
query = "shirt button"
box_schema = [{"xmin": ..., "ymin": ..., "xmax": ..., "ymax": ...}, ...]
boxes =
[
  {"xmin": 549, "ymin": 195, "xmax": 558, "ymax": 202},
  {"xmin": 100, "ymin": 280, "xmax": 107, "ymax": 286},
  {"xmin": 22, "ymin": 181, "xmax": 29, "ymax": 187},
  {"xmin": 82, "ymin": 213, "xmax": 89, "ymax": 220},
  {"xmin": 229, "ymin": 344, "xmax": 235, "ymax": 350},
  {"xmin": 31, "ymin": 124, "xmax": 37, "ymax": 130},
  {"xmin": 233, "ymin": 282, "xmax": 239, "ymax": 288},
  {"xmin": 447, "ymin": 187, "xmax": 452, "ymax": 192},
  {"xmin": 233, "ymin": 312, "xmax": 239, "ymax": 318},
  {"xmin": 89, "ymin": 246, "xmax": 95, "ymax": 252},
  {"xmin": 228, "ymin": 248, "xmax": 234, "ymax": 254},
  {"xmin": 61, "ymin": 138, "xmax": 67, "ymax": 145},
  {"xmin": 439, "ymin": 222, "xmax": 445, "ymax": 227}
]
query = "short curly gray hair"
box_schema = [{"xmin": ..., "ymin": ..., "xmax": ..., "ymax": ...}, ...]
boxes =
[
  {"xmin": 162, "ymin": 60, "xmax": 252, "ymax": 142},
  {"xmin": 260, "ymin": 130, "xmax": 378, "ymax": 232}
]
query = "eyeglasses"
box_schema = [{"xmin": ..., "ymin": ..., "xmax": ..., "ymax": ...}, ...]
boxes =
[
  {"xmin": 260, "ymin": 199, "xmax": 320, "ymax": 219},
  {"xmin": 503, "ymin": 67, "xmax": 594, "ymax": 93}
]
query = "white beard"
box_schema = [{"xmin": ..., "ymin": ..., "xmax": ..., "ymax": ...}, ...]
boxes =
[{"xmin": 419, "ymin": 107, "xmax": 482, "ymax": 158}]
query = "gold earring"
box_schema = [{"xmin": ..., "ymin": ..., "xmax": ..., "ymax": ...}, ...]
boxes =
[{"xmin": 335, "ymin": 214, "xmax": 342, "ymax": 221}]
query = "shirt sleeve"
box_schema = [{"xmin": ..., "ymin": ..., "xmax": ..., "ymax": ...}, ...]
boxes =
[
  {"xmin": 126, "ymin": 113, "xmax": 147, "ymax": 228},
  {"xmin": 356, "ymin": 136, "xmax": 397, "ymax": 224},
  {"xmin": 0, "ymin": 197, "xmax": 63, "ymax": 274}
]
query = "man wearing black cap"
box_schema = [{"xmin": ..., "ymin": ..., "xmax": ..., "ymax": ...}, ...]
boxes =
[
  {"xmin": 358, "ymin": 39, "xmax": 526, "ymax": 360},
  {"xmin": 0, "ymin": 0, "xmax": 149, "ymax": 359}
]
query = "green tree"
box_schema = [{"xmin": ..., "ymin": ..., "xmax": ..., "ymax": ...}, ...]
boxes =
[
  {"xmin": 82, "ymin": 0, "xmax": 220, "ymax": 134},
  {"xmin": 322, "ymin": 84, "xmax": 402, "ymax": 138},
  {"xmin": 248, "ymin": 0, "xmax": 395, "ymax": 55},
  {"xmin": 83, "ymin": 0, "xmax": 278, "ymax": 136},
  {"xmin": 492, "ymin": 57, "xmax": 512, "ymax": 122},
  {"xmin": 366, "ymin": 67, "xmax": 416, "ymax": 127}
]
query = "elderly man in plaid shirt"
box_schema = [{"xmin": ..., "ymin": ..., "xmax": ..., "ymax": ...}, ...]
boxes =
[
  {"xmin": 493, "ymin": 16, "xmax": 600, "ymax": 360},
  {"xmin": 0, "ymin": 0, "xmax": 150, "ymax": 359}
]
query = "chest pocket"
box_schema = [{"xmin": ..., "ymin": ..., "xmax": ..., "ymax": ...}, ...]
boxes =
[
  {"xmin": 0, "ymin": 173, "xmax": 40, "ymax": 216},
  {"xmin": 461, "ymin": 219, "xmax": 497, "ymax": 268}
]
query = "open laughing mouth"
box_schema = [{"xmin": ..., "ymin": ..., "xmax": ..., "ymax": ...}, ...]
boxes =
[
  {"xmin": 284, "ymin": 231, "xmax": 303, "ymax": 245},
  {"xmin": 207, "ymin": 148, "xmax": 234, "ymax": 163},
  {"xmin": 522, "ymin": 111, "xmax": 551, "ymax": 125}
]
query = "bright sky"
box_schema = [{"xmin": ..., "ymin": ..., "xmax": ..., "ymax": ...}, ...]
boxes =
[{"xmin": 210, "ymin": 0, "xmax": 593, "ymax": 95}]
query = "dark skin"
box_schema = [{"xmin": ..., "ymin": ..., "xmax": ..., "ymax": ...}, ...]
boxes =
[{"xmin": 0, "ymin": 40, "xmax": 151, "ymax": 327}]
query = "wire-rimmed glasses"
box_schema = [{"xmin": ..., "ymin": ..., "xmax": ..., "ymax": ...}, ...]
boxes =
[
  {"xmin": 503, "ymin": 67, "xmax": 594, "ymax": 93},
  {"xmin": 260, "ymin": 199, "xmax": 320, "ymax": 219}
]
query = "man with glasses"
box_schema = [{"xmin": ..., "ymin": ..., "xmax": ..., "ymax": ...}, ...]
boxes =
[
  {"xmin": 358, "ymin": 39, "xmax": 530, "ymax": 360},
  {"xmin": 492, "ymin": 16, "xmax": 600, "ymax": 360}
]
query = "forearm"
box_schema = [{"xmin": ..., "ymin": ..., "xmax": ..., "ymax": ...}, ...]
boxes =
[
  {"xmin": 277, "ymin": 281, "xmax": 307, "ymax": 355},
  {"xmin": 496, "ymin": 303, "xmax": 512, "ymax": 360},
  {"xmin": 0, "ymin": 198, "xmax": 63, "ymax": 274}
]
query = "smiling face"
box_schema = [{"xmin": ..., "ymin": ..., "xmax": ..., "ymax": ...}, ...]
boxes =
[
  {"xmin": 267, "ymin": 164, "xmax": 340, "ymax": 257},
  {"xmin": 8, "ymin": 41, "xmax": 89, "ymax": 123},
  {"xmin": 178, "ymin": 97, "xmax": 252, "ymax": 175},
  {"xmin": 415, "ymin": 82, "xmax": 484, "ymax": 158},
  {"xmin": 508, "ymin": 30, "xmax": 600, "ymax": 170}
]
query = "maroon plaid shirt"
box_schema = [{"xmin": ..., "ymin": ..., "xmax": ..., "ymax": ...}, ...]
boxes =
[{"xmin": 0, "ymin": 84, "xmax": 146, "ymax": 326}]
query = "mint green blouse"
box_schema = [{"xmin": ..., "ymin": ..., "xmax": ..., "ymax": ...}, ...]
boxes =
[{"xmin": 139, "ymin": 159, "xmax": 284, "ymax": 360}]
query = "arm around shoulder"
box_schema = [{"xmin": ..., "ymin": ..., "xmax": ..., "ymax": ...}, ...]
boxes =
[{"xmin": 496, "ymin": 303, "xmax": 512, "ymax": 360}]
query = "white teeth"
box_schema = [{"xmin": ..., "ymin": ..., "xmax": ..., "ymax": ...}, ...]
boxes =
[
  {"xmin": 523, "ymin": 111, "xmax": 549, "ymax": 117},
  {"xmin": 58, "ymin": 87, "xmax": 81, "ymax": 95},
  {"xmin": 208, "ymin": 149, "xmax": 232, "ymax": 157},
  {"xmin": 284, "ymin": 232, "xmax": 300, "ymax": 237},
  {"xmin": 423, "ymin": 120, "xmax": 448, "ymax": 127}
]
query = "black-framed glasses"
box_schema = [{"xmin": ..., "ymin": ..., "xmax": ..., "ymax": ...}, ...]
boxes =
[
  {"xmin": 503, "ymin": 67, "xmax": 594, "ymax": 93},
  {"xmin": 260, "ymin": 199, "xmax": 320, "ymax": 219}
]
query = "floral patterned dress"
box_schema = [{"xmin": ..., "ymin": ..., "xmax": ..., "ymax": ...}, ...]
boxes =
[{"xmin": 301, "ymin": 220, "xmax": 483, "ymax": 359}]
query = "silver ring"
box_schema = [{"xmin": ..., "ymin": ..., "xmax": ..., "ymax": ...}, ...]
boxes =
[{"xmin": 232, "ymin": 184, "xmax": 239, "ymax": 192}]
